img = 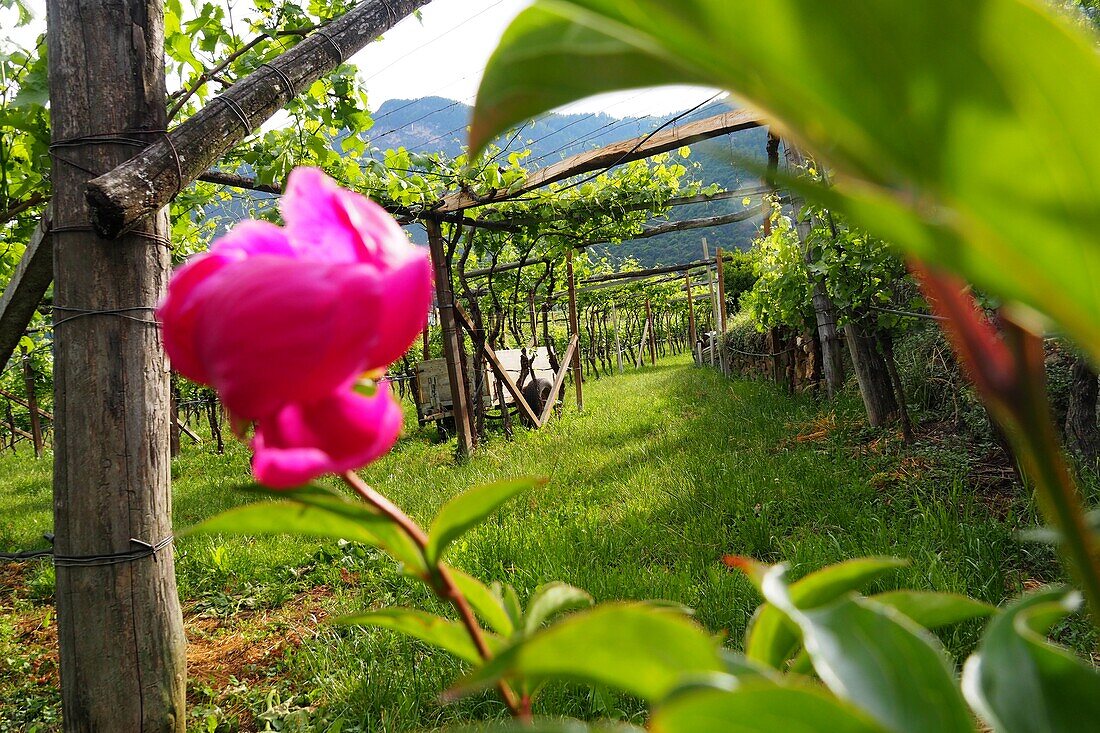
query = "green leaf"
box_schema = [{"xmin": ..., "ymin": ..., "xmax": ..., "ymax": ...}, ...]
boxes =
[
  {"xmin": 871, "ymin": 591, "xmax": 996, "ymax": 630},
  {"xmin": 452, "ymin": 722, "xmax": 644, "ymax": 733},
  {"xmin": 451, "ymin": 603, "xmax": 724, "ymax": 702},
  {"xmin": 524, "ymin": 582, "xmax": 593, "ymax": 634},
  {"xmin": 471, "ymin": 0, "xmax": 1100, "ymax": 366},
  {"xmin": 426, "ymin": 477, "xmax": 542, "ymax": 563},
  {"xmin": 744, "ymin": 557, "xmax": 905, "ymax": 669},
  {"xmin": 962, "ymin": 587, "xmax": 1100, "ymax": 733},
  {"xmin": 449, "ymin": 568, "xmax": 515, "ymax": 636},
  {"xmin": 761, "ymin": 566, "xmax": 975, "ymax": 733},
  {"xmin": 651, "ymin": 684, "xmax": 890, "ymax": 733},
  {"xmin": 333, "ymin": 608, "xmax": 501, "ymax": 665},
  {"xmin": 185, "ymin": 489, "xmax": 426, "ymax": 576}
]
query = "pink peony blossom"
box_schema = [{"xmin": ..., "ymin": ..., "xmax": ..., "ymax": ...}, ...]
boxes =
[{"xmin": 159, "ymin": 167, "xmax": 432, "ymax": 486}]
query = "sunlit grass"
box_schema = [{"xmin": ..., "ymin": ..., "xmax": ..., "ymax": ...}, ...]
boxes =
[{"xmin": 0, "ymin": 354, "xmax": 1063, "ymax": 731}]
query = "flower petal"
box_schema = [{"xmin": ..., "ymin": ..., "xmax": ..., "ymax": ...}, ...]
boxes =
[
  {"xmin": 211, "ymin": 219, "xmax": 296, "ymax": 259},
  {"xmin": 190, "ymin": 257, "xmax": 389, "ymax": 418},
  {"xmin": 158, "ymin": 252, "xmax": 236, "ymax": 383},
  {"xmin": 280, "ymin": 167, "xmax": 420, "ymax": 268},
  {"xmin": 251, "ymin": 386, "xmax": 404, "ymax": 488},
  {"xmin": 363, "ymin": 251, "xmax": 435, "ymax": 371}
]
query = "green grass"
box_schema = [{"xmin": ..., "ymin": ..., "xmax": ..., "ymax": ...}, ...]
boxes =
[{"xmin": 0, "ymin": 354, "xmax": 1066, "ymax": 731}]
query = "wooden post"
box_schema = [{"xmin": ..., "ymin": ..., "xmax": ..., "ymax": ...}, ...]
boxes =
[
  {"xmin": 566, "ymin": 250, "xmax": 583, "ymax": 411},
  {"xmin": 685, "ymin": 274, "xmax": 697, "ymax": 347},
  {"xmin": 612, "ymin": 304, "xmax": 624, "ymax": 374},
  {"xmin": 528, "ymin": 290, "xmax": 538, "ymax": 347},
  {"xmin": 783, "ymin": 143, "xmax": 846, "ymax": 397},
  {"xmin": 645, "ymin": 296, "xmax": 657, "ymax": 366},
  {"xmin": 20, "ymin": 347, "xmax": 42, "ymax": 458},
  {"xmin": 425, "ymin": 218, "xmax": 474, "ymax": 458},
  {"xmin": 703, "ymin": 238, "xmax": 718, "ymax": 367},
  {"xmin": 421, "ymin": 317, "xmax": 431, "ymax": 361},
  {"xmin": 716, "ymin": 247, "xmax": 729, "ymax": 374},
  {"xmin": 47, "ymin": 0, "xmax": 186, "ymax": 728}
]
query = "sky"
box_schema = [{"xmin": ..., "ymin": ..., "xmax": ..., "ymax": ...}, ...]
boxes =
[
  {"xmin": 351, "ymin": 0, "xmax": 723, "ymax": 118},
  {"xmin": 2, "ymin": 0, "xmax": 722, "ymax": 120}
]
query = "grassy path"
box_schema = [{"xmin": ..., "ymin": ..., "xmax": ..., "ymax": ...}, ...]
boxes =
[{"xmin": 1, "ymin": 354, "xmax": 1048, "ymax": 731}]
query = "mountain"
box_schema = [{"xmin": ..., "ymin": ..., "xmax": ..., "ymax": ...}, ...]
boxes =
[{"xmin": 372, "ymin": 96, "xmax": 769, "ymax": 266}]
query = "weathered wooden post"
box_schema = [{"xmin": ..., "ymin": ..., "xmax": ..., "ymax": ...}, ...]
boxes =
[
  {"xmin": 702, "ymin": 238, "xmax": 718, "ymax": 367},
  {"xmin": 425, "ymin": 218, "xmax": 474, "ymax": 458},
  {"xmin": 685, "ymin": 274, "xmax": 697, "ymax": 346},
  {"xmin": 528, "ymin": 290, "xmax": 538, "ymax": 347},
  {"xmin": 644, "ymin": 296, "xmax": 657, "ymax": 366},
  {"xmin": 782, "ymin": 142, "xmax": 846, "ymax": 396},
  {"xmin": 47, "ymin": 0, "xmax": 186, "ymax": 729},
  {"xmin": 566, "ymin": 250, "xmax": 583, "ymax": 411},
  {"xmin": 716, "ymin": 247, "xmax": 729, "ymax": 375},
  {"xmin": 20, "ymin": 346, "xmax": 42, "ymax": 458},
  {"xmin": 612, "ymin": 304, "xmax": 624, "ymax": 374}
]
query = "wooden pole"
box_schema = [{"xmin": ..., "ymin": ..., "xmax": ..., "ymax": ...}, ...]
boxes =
[
  {"xmin": 528, "ymin": 290, "xmax": 538, "ymax": 347},
  {"xmin": 612, "ymin": 304, "xmax": 624, "ymax": 374},
  {"xmin": 421, "ymin": 318, "xmax": 431, "ymax": 361},
  {"xmin": 20, "ymin": 346, "xmax": 42, "ymax": 458},
  {"xmin": 703, "ymin": 238, "xmax": 718, "ymax": 367},
  {"xmin": 425, "ymin": 218, "xmax": 474, "ymax": 459},
  {"xmin": 716, "ymin": 247, "xmax": 729, "ymax": 374},
  {"xmin": 685, "ymin": 274, "xmax": 697, "ymax": 347},
  {"xmin": 645, "ymin": 296, "xmax": 657, "ymax": 366},
  {"xmin": 47, "ymin": 0, "xmax": 186, "ymax": 728},
  {"xmin": 85, "ymin": 0, "xmax": 432, "ymax": 237},
  {"xmin": 566, "ymin": 250, "xmax": 583, "ymax": 411}
]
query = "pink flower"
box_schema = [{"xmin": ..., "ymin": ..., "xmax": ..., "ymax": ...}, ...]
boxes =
[
  {"xmin": 251, "ymin": 384, "xmax": 405, "ymax": 488},
  {"xmin": 159, "ymin": 167, "xmax": 432, "ymax": 486}
]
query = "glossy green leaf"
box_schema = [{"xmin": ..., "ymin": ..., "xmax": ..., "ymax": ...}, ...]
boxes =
[
  {"xmin": 449, "ymin": 568, "xmax": 515, "ymax": 636},
  {"xmin": 745, "ymin": 557, "xmax": 905, "ymax": 668},
  {"xmin": 651, "ymin": 684, "xmax": 890, "ymax": 733},
  {"xmin": 333, "ymin": 608, "xmax": 501, "ymax": 665},
  {"xmin": 426, "ymin": 477, "xmax": 542, "ymax": 563},
  {"xmin": 524, "ymin": 582, "xmax": 593, "ymax": 634},
  {"xmin": 451, "ymin": 603, "xmax": 724, "ymax": 702},
  {"xmin": 472, "ymin": 0, "xmax": 1100, "ymax": 364},
  {"xmin": 183, "ymin": 494, "xmax": 426, "ymax": 575},
  {"xmin": 761, "ymin": 567, "xmax": 975, "ymax": 733},
  {"xmin": 871, "ymin": 591, "xmax": 996, "ymax": 630},
  {"xmin": 453, "ymin": 722, "xmax": 644, "ymax": 733},
  {"xmin": 962, "ymin": 587, "xmax": 1100, "ymax": 733}
]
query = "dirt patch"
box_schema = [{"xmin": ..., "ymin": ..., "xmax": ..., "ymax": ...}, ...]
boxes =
[{"xmin": 185, "ymin": 585, "xmax": 334, "ymax": 701}]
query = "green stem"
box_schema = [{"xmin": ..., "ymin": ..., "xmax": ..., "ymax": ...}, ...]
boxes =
[{"xmin": 340, "ymin": 471, "xmax": 531, "ymax": 719}]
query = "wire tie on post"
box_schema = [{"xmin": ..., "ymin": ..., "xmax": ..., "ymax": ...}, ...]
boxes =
[
  {"xmin": 53, "ymin": 535, "xmax": 174, "ymax": 568},
  {"xmin": 261, "ymin": 63, "xmax": 296, "ymax": 96},
  {"xmin": 52, "ymin": 305, "xmax": 160, "ymax": 327},
  {"xmin": 212, "ymin": 96, "xmax": 252, "ymax": 135},
  {"xmin": 312, "ymin": 29, "xmax": 344, "ymax": 62}
]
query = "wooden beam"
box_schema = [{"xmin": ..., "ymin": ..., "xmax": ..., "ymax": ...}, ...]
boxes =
[
  {"xmin": 453, "ymin": 303, "xmax": 542, "ymax": 428},
  {"xmin": 464, "ymin": 206, "xmax": 765, "ymax": 281},
  {"xmin": 0, "ymin": 387, "xmax": 54, "ymax": 419},
  {"xmin": 426, "ymin": 218, "xmax": 475, "ymax": 459},
  {"xmin": 539, "ymin": 334, "xmax": 578, "ymax": 425},
  {"xmin": 0, "ymin": 217, "xmax": 53, "ymax": 372},
  {"xmin": 442, "ymin": 184, "xmax": 773, "ymax": 231},
  {"xmin": 566, "ymin": 250, "xmax": 583, "ymax": 411},
  {"xmin": 436, "ymin": 108, "xmax": 766, "ymax": 213},
  {"xmin": 86, "ymin": 0, "xmax": 432, "ymax": 238}
]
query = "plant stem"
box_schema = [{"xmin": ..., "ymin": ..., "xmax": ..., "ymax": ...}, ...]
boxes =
[{"xmin": 341, "ymin": 471, "xmax": 530, "ymax": 719}]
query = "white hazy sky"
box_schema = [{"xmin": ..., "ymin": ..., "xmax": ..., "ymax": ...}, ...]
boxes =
[
  {"xmin": 352, "ymin": 0, "xmax": 722, "ymax": 118},
  {"xmin": 2, "ymin": 0, "xmax": 721, "ymax": 119}
]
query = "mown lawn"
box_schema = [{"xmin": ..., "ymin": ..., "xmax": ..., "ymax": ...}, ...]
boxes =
[{"xmin": 0, "ymin": 354, "xmax": 1068, "ymax": 732}]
